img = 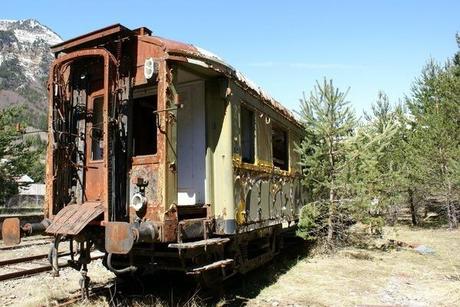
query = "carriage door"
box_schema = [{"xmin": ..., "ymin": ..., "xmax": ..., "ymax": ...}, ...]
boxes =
[
  {"xmin": 177, "ymin": 82, "xmax": 205, "ymax": 205},
  {"xmin": 85, "ymin": 91, "xmax": 105, "ymax": 201}
]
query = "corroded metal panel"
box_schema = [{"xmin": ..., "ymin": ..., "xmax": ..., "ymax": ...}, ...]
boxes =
[
  {"xmin": 162, "ymin": 205, "xmax": 178, "ymax": 242},
  {"xmin": 134, "ymin": 39, "xmax": 166, "ymax": 86},
  {"xmin": 51, "ymin": 24, "xmax": 131, "ymax": 54},
  {"xmin": 46, "ymin": 48, "xmax": 116, "ymax": 221},
  {"xmin": 165, "ymin": 66, "xmax": 178, "ymax": 218},
  {"xmin": 129, "ymin": 164, "xmax": 160, "ymax": 222},
  {"xmin": 105, "ymin": 222, "xmax": 134, "ymax": 254},
  {"xmin": 46, "ymin": 202, "xmax": 103, "ymax": 235},
  {"xmin": 1, "ymin": 218, "xmax": 20, "ymax": 246},
  {"xmin": 212, "ymin": 82, "xmax": 235, "ymax": 234},
  {"xmin": 84, "ymin": 92, "xmax": 106, "ymax": 202}
]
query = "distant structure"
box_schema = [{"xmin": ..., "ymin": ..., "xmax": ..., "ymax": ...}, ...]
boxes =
[
  {"xmin": 17, "ymin": 175, "xmax": 45, "ymax": 197},
  {"xmin": 3, "ymin": 175, "xmax": 45, "ymax": 211}
]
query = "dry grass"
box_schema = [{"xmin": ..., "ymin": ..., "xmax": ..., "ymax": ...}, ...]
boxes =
[
  {"xmin": 1, "ymin": 227, "xmax": 459, "ymax": 306},
  {"xmin": 247, "ymin": 226, "xmax": 460, "ymax": 306}
]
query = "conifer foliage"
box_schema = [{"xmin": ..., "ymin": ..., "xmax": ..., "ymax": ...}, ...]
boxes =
[
  {"xmin": 297, "ymin": 36, "xmax": 460, "ymax": 246},
  {"xmin": 0, "ymin": 106, "xmax": 45, "ymax": 205},
  {"xmin": 297, "ymin": 79, "xmax": 356, "ymax": 247}
]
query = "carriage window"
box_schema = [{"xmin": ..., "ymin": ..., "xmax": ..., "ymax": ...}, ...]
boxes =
[
  {"xmin": 240, "ymin": 106, "xmax": 255, "ymax": 163},
  {"xmin": 91, "ymin": 97, "xmax": 104, "ymax": 160},
  {"xmin": 133, "ymin": 95, "xmax": 157, "ymax": 156},
  {"xmin": 272, "ymin": 125, "xmax": 288, "ymax": 170}
]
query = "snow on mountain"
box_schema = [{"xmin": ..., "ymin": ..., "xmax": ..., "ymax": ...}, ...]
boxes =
[
  {"xmin": 0, "ymin": 19, "xmax": 62, "ymax": 82},
  {"xmin": 0, "ymin": 19, "xmax": 62, "ymax": 46},
  {"xmin": 0, "ymin": 19, "xmax": 63, "ymax": 128}
]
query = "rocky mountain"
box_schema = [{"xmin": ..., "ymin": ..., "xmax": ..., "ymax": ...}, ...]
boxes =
[{"xmin": 0, "ymin": 19, "xmax": 62, "ymax": 129}]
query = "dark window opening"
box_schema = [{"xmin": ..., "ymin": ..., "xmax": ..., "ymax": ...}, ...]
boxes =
[
  {"xmin": 91, "ymin": 97, "xmax": 104, "ymax": 160},
  {"xmin": 241, "ymin": 106, "xmax": 255, "ymax": 163},
  {"xmin": 133, "ymin": 95, "xmax": 157, "ymax": 156},
  {"xmin": 272, "ymin": 125, "xmax": 288, "ymax": 170}
]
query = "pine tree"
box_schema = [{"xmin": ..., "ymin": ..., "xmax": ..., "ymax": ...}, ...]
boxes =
[
  {"xmin": 359, "ymin": 92, "xmax": 403, "ymax": 226},
  {"xmin": 297, "ymin": 79, "xmax": 356, "ymax": 247},
  {"xmin": 297, "ymin": 83, "xmax": 401, "ymax": 245},
  {"xmin": 408, "ymin": 58, "xmax": 460, "ymax": 229},
  {"xmin": 0, "ymin": 106, "xmax": 44, "ymax": 205}
]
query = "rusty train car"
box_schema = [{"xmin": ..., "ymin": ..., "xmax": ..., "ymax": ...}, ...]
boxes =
[{"xmin": 2, "ymin": 24, "xmax": 307, "ymax": 289}]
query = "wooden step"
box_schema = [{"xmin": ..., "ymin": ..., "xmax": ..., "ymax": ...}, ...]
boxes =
[
  {"xmin": 186, "ymin": 258, "xmax": 234, "ymax": 275},
  {"xmin": 168, "ymin": 237, "xmax": 230, "ymax": 249}
]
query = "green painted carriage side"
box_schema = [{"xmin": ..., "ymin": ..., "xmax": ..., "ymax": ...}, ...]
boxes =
[
  {"xmin": 202, "ymin": 76, "xmax": 306, "ymax": 235},
  {"xmin": 173, "ymin": 61, "xmax": 306, "ymax": 235}
]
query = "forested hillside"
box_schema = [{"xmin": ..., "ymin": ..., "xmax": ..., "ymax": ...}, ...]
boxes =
[{"xmin": 0, "ymin": 19, "xmax": 62, "ymax": 129}]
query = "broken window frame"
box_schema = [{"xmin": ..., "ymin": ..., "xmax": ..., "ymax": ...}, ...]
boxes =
[
  {"xmin": 271, "ymin": 123, "xmax": 289, "ymax": 171},
  {"xmin": 131, "ymin": 85, "xmax": 159, "ymax": 165},
  {"xmin": 240, "ymin": 104, "xmax": 256, "ymax": 164},
  {"xmin": 90, "ymin": 95, "xmax": 104, "ymax": 161}
]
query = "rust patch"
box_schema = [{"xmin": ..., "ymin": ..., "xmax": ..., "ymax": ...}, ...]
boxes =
[
  {"xmin": 105, "ymin": 222, "xmax": 134, "ymax": 254},
  {"xmin": 46, "ymin": 202, "xmax": 104, "ymax": 235},
  {"xmin": 129, "ymin": 164, "xmax": 160, "ymax": 222},
  {"xmin": 162, "ymin": 205, "xmax": 178, "ymax": 242},
  {"xmin": 1, "ymin": 218, "xmax": 21, "ymax": 246}
]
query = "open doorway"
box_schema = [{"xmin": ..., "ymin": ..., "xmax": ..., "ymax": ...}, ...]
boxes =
[{"xmin": 176, "ymin": 81, "xmax": 205, "ymax": 205}]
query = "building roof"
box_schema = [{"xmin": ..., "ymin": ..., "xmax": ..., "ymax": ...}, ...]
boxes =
[{"xmin": 16, "ymin": 175, "xmax": 34, "ymax": 183}]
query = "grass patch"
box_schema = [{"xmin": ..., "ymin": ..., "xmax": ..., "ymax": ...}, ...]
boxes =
[{"xmin": 248, "ymin": 226, "xmax": 460, "ymax": 306}]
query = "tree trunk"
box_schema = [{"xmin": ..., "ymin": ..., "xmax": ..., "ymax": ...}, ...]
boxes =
[
  {"xmin": 327, "ymin": 186, "xmax": 335, "ymax": 246},
  {"xmin": 446, "ymin": 180, "xmax": 458, "ymax": 229},
  {"xmin": 327, "ymin": 136, "xmax": 336, "ymax": 248},
  {"xmin": 408, "ymin": 188, "xmax": 417, "ymax": 226}
]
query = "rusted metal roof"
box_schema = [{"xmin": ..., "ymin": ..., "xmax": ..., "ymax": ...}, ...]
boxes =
[
  {"xmin": 51, "ymin": 24, "xmax": 300, "ymax": 127},
  {"xmin": 149, "ymin": 35, "xmax": 300, "ymax": 126},
  {"xmin": 51, "ymin": 24, "xmax": 132, "ymax": 54}
]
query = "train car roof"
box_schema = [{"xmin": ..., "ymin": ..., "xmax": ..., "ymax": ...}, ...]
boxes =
[{"xmin": 51, "ymin": 24, "xmax": 302, "ymax": 128}]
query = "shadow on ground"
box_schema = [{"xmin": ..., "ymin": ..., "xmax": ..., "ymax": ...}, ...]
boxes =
[
  {"xmin": 221, "ymin": 237, "xmax": 311, "ymax": 306},
  {"xmin": 95, "ymin": 237, "xmax": 311, "ymax": 306}
]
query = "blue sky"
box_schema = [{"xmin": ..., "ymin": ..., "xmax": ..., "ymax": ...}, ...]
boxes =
[{"xmin": 2, "ymin": 0, "xmax": 459, "ymax": 115}]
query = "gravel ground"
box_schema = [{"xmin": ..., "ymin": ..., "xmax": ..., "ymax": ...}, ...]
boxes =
[
  {"xmin": 0, "ymin": 238, "xmax": 52, "ymax": 261},
  {"xmin": 0, "ymin": 260, "xmax": 114, "ymax": 307},
  {"xmin": 0, "ymin": 238, "xmax": 115, "ymax": 307}
]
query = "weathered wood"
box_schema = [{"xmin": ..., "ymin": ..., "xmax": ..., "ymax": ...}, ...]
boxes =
[
  {"xmin": 168, "ymin": 237, "xmax": 230, "ymax": 249},
  {"xmin": 186, "ymin": 259, "xmax": 234, "ymax": 274}
]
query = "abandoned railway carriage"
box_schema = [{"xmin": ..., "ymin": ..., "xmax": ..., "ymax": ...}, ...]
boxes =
[{"xmin": 2, "ymin": 24, "xmax": 307, "ymax": 288}]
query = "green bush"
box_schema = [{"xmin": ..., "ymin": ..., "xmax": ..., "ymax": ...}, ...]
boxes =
[{"xmin": 296, "ymin": 203, "xmax": 323, "ymax": 241}]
